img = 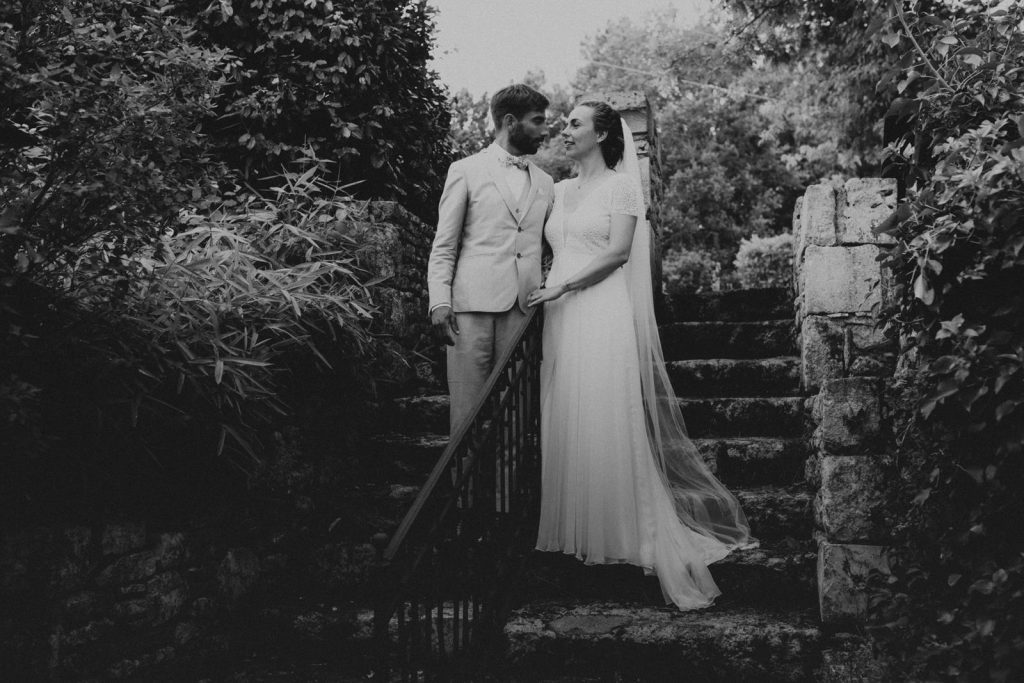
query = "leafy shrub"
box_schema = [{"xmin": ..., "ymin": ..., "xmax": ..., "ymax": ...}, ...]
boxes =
[
  {"xmin": 0, "ymin": 0, "xmax": 233, "ymax": 301},
  {"xmin": 1, "ymin": 164, "xmax": 388, "ymax": 512},
  {"xmin": 662, "ymin": 247, "xmax": 721, "ymax": 295},
  {"xmin": 1, "ymin": 0, "xmax": 238, "ymax": 502},
  {"xmin": 868, "ymin": 2, "xmax": 1024, "ymax": 680},
  {"xmin": 733, "ymin": 232, "xmax": 794, "ymax": 289},
  {"xmin": 124, "ymin": 167, "xmax": 381, "ymax": 461},
  {"xmin": 0, "ymin": 0, "xmax": 412, "ymax": 515},
  {"xmin": 448, "ymin": 89, "xmax": 493, "ymax": 160},
  {"xmin": 182, "ymin": 0, "xmax": 453, "ymax": 217}
]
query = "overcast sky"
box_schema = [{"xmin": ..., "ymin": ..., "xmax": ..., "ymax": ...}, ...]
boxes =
[{"xmin": 428, "ymin": 0, "xmax": 714, "ymax": 96}]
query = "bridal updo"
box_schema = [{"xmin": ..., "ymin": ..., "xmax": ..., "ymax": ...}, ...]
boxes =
[{"xmin": 578, "ymin": 100, "xmax": 625, "ymax": 168}]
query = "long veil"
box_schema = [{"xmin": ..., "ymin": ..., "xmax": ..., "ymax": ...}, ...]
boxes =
[{"xmin": 617, "ymin": 119, "xmax": 754, "ymax": 549}]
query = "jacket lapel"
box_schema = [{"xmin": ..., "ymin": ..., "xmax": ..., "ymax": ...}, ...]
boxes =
[
  {"xmin": 521, "ymin": 164, "xmax": 541, "ymax": 222},
  {"xmin": 485, "ymin": 157, "xmax": 520, "ymax": 223}
]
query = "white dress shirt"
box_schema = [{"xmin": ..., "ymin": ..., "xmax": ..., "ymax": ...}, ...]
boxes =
[{"xmin": 489, "ymin": 143, "xmax": 530, "ymax": 201}]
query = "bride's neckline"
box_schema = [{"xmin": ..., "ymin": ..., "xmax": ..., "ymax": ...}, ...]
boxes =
[{"xmin": 562, "ymin": 171, "xmax": 618, "ymax": 214}]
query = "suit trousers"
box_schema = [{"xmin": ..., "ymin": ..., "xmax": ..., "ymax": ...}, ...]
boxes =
[{"xmin": 446, "ymin": 305, "xmax": 527, "ymax": 434}]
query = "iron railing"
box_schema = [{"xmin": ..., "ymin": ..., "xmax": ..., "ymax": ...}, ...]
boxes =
[{"xmin": 372, "ymin": 307, "xmax": 544, "ymax": 681}]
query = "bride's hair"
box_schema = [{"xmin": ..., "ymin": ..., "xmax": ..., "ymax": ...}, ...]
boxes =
[{"xmin": 578, "ymin": 100, "xmax": 625, "ymax": 168}]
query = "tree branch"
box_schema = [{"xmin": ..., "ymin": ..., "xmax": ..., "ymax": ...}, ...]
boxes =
[{"xmin": 893, "ymin": 1, "xmax": 952, "ymax": 91}]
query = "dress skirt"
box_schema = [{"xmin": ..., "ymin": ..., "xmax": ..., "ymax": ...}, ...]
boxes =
[{"xmin": 535, "ymin": 249, "xmax": 730, "ymax": 610}]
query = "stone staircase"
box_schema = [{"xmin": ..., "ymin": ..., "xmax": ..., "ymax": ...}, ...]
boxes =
[
  {"xmin": 499, "ymin": 286, "xmax": 819, "ymax": 682},
  {"xmin": 365, "ymin": 286, "xmax": 822, "ymax": 681}
]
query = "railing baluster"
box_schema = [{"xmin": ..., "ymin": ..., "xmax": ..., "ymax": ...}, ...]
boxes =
[
  {"xmin": 398, "ymin": 603, "xmax": 407, "ymax": 683},
  {"xmin": 411, "ymin": 599, "xmax": 420, "ymax": 677},
  {"xmin": 499, "ymin": 407, "xmax": 507, "ymax": 514},
  {"xmin": 373, "ymin": 310, "xmax": 543, "ymax": 680}
]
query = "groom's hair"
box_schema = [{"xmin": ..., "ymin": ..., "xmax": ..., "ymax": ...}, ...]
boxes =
[{"xmin": 491, "ymin": 84, "xmax": 549, "ymax": 130}]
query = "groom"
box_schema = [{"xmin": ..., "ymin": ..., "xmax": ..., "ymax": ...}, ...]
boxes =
[{"xmin": 427, "ymin": 84, "xmax": 554, "ymax": 434}]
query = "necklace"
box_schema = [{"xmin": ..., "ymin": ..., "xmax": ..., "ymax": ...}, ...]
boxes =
[{"xmin": 574, "ymin": 171, "xmax": 610, "ymax": 191}]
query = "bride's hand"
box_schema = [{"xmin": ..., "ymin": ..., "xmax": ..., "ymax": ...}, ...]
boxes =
[{"xmin": 527, "ymin": 284, "xmax": 567, "ymax": 307}]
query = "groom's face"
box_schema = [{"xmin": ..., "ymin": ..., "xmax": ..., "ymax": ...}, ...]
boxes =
[{"xmin": 507, "ymin": 110, "xmax": 548, "ymax": 155}]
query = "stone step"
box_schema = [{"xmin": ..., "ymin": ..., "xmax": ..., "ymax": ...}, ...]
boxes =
[
  {"xmin": 351, "ymin": 478, "xmax": 808, "ymax": 550},
  {"xmin": 503, "ymin": 601, "xmax": 821, "ymax": 682},
  {"xmin": 387, "ymin": 395, "xmax": 806, "ymax": 439},
  {"xmin": 228, "ymin": 605, "xmax": 376, "ymax": 681},
  {"xmin": 679, "ymin": 396, "xmax": 806, "ymax": 438},
  {"xmin": 367, "ymin": 431, "xmax": 448, "ymax": 481},
  {"xmin": 667, "ymin": 357, "xmax": 801, "ymax": 397},
  {"xmin": 297, "ymin": 482, "xmax": 424, "ymax": 602},
  {"xmin": 370, "ymin": 432, "xmax": 807, "ymax": 490},
  {"xmin": 712, "ymin": 539, "xmax": 817, "ymax": 605},
  {"xmin": 736, "ymin": 486, "xmax": 813, "ymax": 540},
  {"xmin": 666, "ymin": 286, "xmax": 794, "ymax": 323},
  {"xmin": 520, "ymin": 540, "xmax": 816, "ymax": 608},
  {"xmin": 659, "ymin": 320, "xmax": 797, "ymax": 360},
  {"xmin": 695, "ymin": 437, "xmax": 808, "ymax": 486},
  {"xmin": 384, "ymin": 394, "xmax": 451, "ymax": 434}
]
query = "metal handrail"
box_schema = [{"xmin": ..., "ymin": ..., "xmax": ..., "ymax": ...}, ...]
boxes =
[{"xmin": 372, "ymin": 306, "xmax": 544, "ymax": 681}]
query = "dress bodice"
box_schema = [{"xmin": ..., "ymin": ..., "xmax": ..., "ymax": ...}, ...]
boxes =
[{"xmin": 545, "ymin": 173, "xmax": 642, "ymax": 257}]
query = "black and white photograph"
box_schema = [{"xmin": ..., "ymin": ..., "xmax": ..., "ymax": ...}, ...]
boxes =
[{"xmin": 2, "ymin": 0, "xmax": 1022, "ymax": 680}]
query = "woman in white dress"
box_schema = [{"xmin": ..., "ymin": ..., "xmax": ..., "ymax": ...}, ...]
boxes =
[{"xmin": 526, "ymin": 101, "xmax": 753, "ymax": 610}]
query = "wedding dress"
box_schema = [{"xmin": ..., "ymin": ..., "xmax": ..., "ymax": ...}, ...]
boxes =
[{"xmin": 535, "ymin": 120, "xmax": 753, "ymax": 610}]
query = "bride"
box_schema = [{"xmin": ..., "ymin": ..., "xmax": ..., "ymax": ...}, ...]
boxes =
[{"xmin": 526, "ymin": 101, "xmax": 753, "ymax": 610}]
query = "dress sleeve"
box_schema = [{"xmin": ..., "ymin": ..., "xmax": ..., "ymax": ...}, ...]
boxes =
[{"xmin": 610, "ymin": 174, "xmax": 642, "ymax": 217}]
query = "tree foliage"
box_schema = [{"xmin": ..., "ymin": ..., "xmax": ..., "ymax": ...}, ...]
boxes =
[
  {"xmin": 573, "ymin": 12, "xmax": 819, "ymax": 266},
  {"xmin": 0, "ymin": 0, "xmax": 448, "ymax": 514},
  {"xmin": 1, "ymin": 0, "xmax": 232, "ymax": 298},
  {"xmin": 445, "ymin": 9, "xmax": 861, "ymax": 269},
  {"xmin": 656, "ymin": 87, "xmax": 800, "ymax": 261},
  {"xmin": 864, "ymin": 1, "xmax": 1024, "ymax": 679},
  {"xmin": 661, "ymin": 246, "xmax": 722, "ymax": 296},
  {"xmin": 733, "ymin": 232, "xmax": 793, "ymax": 289},
  {"xmin": 686, "ymin": 2, "xmax": 1024, "ymax": 676},
  {"xmin": 179, "ymin": 0, "xmax": 452, "ymax": 217},
  {"xmin": 448, "ymin": 87, "xmax": 492, "ymax": 159},
  {"xmin": 572, "ymin": 8, "xmax": 689, "ymax": 109}
]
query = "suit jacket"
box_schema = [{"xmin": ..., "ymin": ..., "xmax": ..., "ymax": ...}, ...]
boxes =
[{"xmin": 427, "ymin": 147, "xmax": 554, "ymax": 315}]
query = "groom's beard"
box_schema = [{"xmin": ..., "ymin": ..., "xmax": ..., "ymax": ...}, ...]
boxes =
[{"xmin": 509, "ymin": 122, "xmax": 543, "ymax": 155}]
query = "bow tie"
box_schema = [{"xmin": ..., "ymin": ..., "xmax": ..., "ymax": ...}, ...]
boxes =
[{"xmin": 499, "ymin": 154, "xmax": 529, "ymax": 171}]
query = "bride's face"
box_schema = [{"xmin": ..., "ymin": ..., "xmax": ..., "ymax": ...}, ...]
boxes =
[{"xmin": 561, "ymin": 106, "xmax": 606, "ymax": 161}]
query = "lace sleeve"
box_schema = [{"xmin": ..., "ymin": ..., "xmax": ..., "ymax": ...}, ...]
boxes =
[{"xmin": 610, "ymin": 174, "xmax": 642, "ymax": 217}]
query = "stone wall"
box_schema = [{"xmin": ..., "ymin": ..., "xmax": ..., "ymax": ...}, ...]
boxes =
[
  {"xmin": 0, "ymin": 523, "xmax": 236, "ymax": 679},
  {"xmin": 793, "ymin": 179, "xmax": 897, "ymax": 627}
]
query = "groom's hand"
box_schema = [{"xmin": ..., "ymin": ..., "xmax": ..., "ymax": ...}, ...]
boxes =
[{"xmin": 430, "ymin": 305, "xmax": 459, "ymax": 346}]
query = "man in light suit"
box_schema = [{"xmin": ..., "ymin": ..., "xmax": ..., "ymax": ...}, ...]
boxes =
[{"xmin": 428, "ymin": 84, "xmax": 554, "ymax": 433}]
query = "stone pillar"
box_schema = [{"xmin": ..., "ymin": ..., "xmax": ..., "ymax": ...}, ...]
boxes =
[
  {"xmin": 576, "ymin": 91, "xmax": 664, "ymax": 315},
  {"xmin": 793, "ymin": 179, "xmax": 897, "ymax": 628}
]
